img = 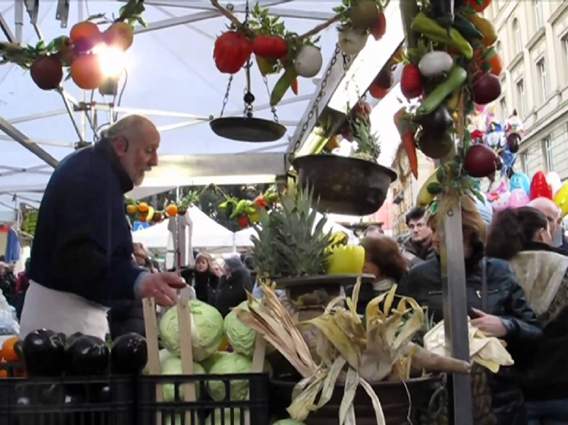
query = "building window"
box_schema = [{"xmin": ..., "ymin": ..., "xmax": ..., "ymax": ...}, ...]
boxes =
[
  {"xmin": 524, "ymin": 143, "xmax": 545, "ymax": 177},
  {"xmin": 537, "ymin": 58, "xmax": 548, "ymax": 102},
  {"xmin": 544, "ymin": 137, "xmax": 553, "ymax": 172},
  {"xmin": 563, "ymin": 36, "xmax": 568, "ymax": 78},
  {"xmin": 535, "ymin": 0, "xmax": 544, "ymax": 29},
  {"xmin": 513, "ymin": 19, "xmax": 522, "ymax": 54},
  {"xmin": 516, "ymin": 79, "xmax": 528, "ymax": 118},
  {"xmin": 499, "ymin": 97, "xmax": 507, "ymax": 122}
]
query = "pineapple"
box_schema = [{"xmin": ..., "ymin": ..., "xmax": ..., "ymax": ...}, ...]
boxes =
[
  {"xmin": 352, "ymin": 117, "xmax": 381, "ymax": 162},
  {"xmin": 250, "ymin": 187, "xmax": 332, "ymax": 280}
]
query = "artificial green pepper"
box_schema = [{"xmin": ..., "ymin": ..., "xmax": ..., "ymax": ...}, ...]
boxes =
[
  {"xmin": 411, "ymin": 13, "xmax": 473, "ymax": 60},
  {"xmin": 452, "ymin": 14, "xmax": 484, "ymax": 42},
  {"xmin": 270, "ymin": 66, "xmax": 298, "ymax": 107},
  {"xmin": 417, "ymin": 66, "xmax": 468, "ymax": 115}
]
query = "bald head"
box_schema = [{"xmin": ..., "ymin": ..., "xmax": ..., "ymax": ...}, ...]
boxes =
[
  {"xmin": 529, "ymin": 197, "xmax": 561, "ymax": 237},
  {"xmin": 102, "ymin": 115, "xmax": 160, "ymax": 186}
]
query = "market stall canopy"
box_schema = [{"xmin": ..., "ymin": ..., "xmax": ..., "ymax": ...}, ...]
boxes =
[{"xmin": 132, "ymin": 205, "xmax": 233, "ymax": 249}]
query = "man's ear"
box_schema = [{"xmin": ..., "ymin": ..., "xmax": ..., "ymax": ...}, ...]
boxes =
[{"xmin": 112, "ymin": 136, "xmax": 128, "ymax": 158}]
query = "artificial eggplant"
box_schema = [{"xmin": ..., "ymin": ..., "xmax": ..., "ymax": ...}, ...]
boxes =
[
  {"xmin": 453, "ymin": 13, "xmax": 484, "ymax": 41},
  {"xmin": 418, "ymin": 131, "xmax": 454, "ymax": 159},
  {"xmin": 23, "ymin": 329, "xmax": 66, "ymax": 377},
  {"xmin": 414, "ymin": 105, "xmax": 454, "ymax": 134},
  {"xmin": 66, "ymin": 335, "xmax": 109, "ymax": 376},
  {"xmin": 430, "ymin": 0, "xmax": 454, "ymax": 30},
  {"xmin": 417, "ymin": 66, "xmax": 467, "ymax": 115},
  {"xmin": 111, "ymin": 333, "xmax": 148, "ymax": 375}
]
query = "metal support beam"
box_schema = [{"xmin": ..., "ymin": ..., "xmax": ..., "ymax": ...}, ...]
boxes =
[
  {"xmin": 0, "ymin": 115, "xmax": 58, "ymax": 168},
  {"xmin": 0, "ymin": 12, "xmax": 15, "ymax": 42},
  {"xmin": 440, "ymin": 203, "xmax": 473, "ymax": 425},
  {"xmin": 135, "ymin": 0, "xmax": 289, "ymax": 34},
  {"xmin": 14, "ymin": 0, "xmax": 23, "ymax": 43},
  {"xmin": 8, "ymin": 109, "xmax": 68, "ymax": 125},
  {"xmin": 57, "ymin": 87, "xmax": 86, "ymax": 143},
  {"xmin": 0, "ymin": 134, "xmax": 74, "ymax": 148}
]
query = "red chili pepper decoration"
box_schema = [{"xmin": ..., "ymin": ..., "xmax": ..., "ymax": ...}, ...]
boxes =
[
  {"xmin": 530, "ymin": 171, "xmax": 553, "ymax": 200},
  {"xmin": 252, "ymin": 36, "xmax": 288, "ymax": 60},
  {"xmin": 214, "ymin": 31, "xmax": 252, "ymax": 74}
]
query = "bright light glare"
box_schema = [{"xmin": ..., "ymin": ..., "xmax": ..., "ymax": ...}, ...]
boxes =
[{"xmin": 93, "ymin": 44, "xmax": 126, "ymax": 78}]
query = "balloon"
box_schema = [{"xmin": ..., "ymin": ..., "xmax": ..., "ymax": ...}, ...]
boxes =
[
  {"xmin": 475, "ymin": 103, "xmax": 486, "ymax": 114},
  {"xmin": 531, "ymin": 171, "xmax": 553, "ymax": 200},
  {"xmin": 509, "ymin": 189, "xmax": 530, "ymax": 208},
  {"xmin": 555, "ymin": 182, "xmax": 568, "ymax": 217},
  {"xmin": 487, "ymin": 182, "xmax": 510, "ymax": 212},
  {"xmin": 547, "ymin": 172, "xmax": 562, "ymax": 195},
  {"xmin": 510, "ymin": 173, "xmax": 530, "ymax": 195}
]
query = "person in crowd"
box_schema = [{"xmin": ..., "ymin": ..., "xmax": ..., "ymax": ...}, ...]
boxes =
[
  {"xmin": 242, "ymin": 255, "xmax": 257, "ymax": 286},
  {"xmin": 528, "ymin": 197, "xmax": 567, "ymax": 251},
  {"xmin": 401, "ymin": 196, "xmax": 542, "ymax": 425},
  {"xmin": 363, "ymin": 225, "xmax": 383, "ymax": 238},
  {"xmin": 20, "ymin": 115, "xmax": 186, "ymax": 340},
  {"xmin": 211, "ymin": 261, "xmax": 223, "ymax": 278},
  {"xmin": 12, "ymin": 258, "xmax": 31, "ymax": 320},
  {"xmin": 346, "ymin": 236, "xmax": 408, "ymax": 315},
  {"xmin": 486, "ymin": 207, "xmax": 568, "ymax": 424},
  {"xmin": 214, "ymin": 257, "xmax": 253, "ymax": 317},
  {"xmin": 0, "ymin": 262, "xmax": 16, "ymax": 303},
  {"xmin": 181, "ymin": 252, "xmax": 219, "ymax": 304},
  {"xmin": 400, "ymin": 206, "xmax": 434, "ymax": 267},
  {"xmin": 109, "ymin": 243, "xmax": 153, "ymax": 339}
]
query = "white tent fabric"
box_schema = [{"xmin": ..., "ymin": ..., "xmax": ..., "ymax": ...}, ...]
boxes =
[{"xmin": 132, "ymin": 206, "xmax": 233, "ymax": 249}]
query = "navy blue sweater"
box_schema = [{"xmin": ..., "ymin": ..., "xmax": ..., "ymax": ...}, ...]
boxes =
[{"xmin": 29, "ymin": 140, "xmax": 144, "ymax": 307}]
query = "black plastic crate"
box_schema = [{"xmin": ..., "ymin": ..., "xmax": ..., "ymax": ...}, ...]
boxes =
[
  {"xmin": 137, "ymin": 373, "xmax": 270, "ymax": 425},
  {"xmin": 0, "ymin": 362, "xmax": 25, "ymax": 378},
  {"xmin": 0, "ymin": 375, "xmax": 135, "ymax": 425}
]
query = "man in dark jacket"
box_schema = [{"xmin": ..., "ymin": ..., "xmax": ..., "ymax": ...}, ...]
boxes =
[
  {"xmin": 400, "ymin": 206, "xmax": 434, "ymax": 267},
  {"xmin": 20, "ymin": 115, "xmax": 186, "ymax": 339}
]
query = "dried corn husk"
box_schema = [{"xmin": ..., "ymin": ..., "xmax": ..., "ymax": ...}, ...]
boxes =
[{"xmin": 424, "ymin": 320, "xmax": 514, "ymax": 373}]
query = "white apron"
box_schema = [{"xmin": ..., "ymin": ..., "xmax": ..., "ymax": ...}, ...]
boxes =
[{"xmin": 20, "ymin": 281, "xmax": 109, "ymax": 340}]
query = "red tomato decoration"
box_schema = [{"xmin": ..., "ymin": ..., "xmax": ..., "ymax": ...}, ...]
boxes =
[
  {"xmin": 530, "ymin": 171, "xmax": 553, "ymax": 200},
  {"xmin": 401, "ymin": 64, "xmax": 422, "ymax": 99},
  {"xmin": 238, "ymin": 216, "xmax": 249, "ymax": 229},
  {"xmin": 214, "ymin": 31, "xmax": 252, "ymax": 74},
  {"xmin": 252, "ymin": 36, "xmax": 288, "ymax": 60},
  {"xmin": 369, "ymin": 83, "xmax": 389, "ymax": 99},
  {"xmin": 254, "ymin": 196, "xmax": 268, "ymax": 209},
  {"xmin": 370, "ymin": 12, "xmax": 386, "ymax": 40}
]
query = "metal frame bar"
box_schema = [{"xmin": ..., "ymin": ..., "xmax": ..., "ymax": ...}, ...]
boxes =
[
  {"xmin": 0, "ymin": 11, "xmax": 15, "ymax": 42},
  {"xmin": 0, "ymin": 134, "xmax": 75, "ymax": 148},
  {"xmin": 134, "ymin": 0, "xmax": 290, "ymax": 34},
  {"xmin": 8, "ymin": 109, "xmax": 68, "ymax": 125},
  {"xmin": 14, "ymin": 0, "xmax": 24, "ymax": 43}
]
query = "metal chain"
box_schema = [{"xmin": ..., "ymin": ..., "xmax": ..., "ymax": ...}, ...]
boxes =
[
  {"xmin": 262, "ymin": 75, "xmax": 279, "ymax": 123},
  {"xmin": 291, "ymin": 44, "xmax": 343, "ymax": 155},
  {"xmin": 220, "ymin": 75, "xmax": 233, "ymax": 118}
]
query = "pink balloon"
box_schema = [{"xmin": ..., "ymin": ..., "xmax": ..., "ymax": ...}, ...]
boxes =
[
  {"xmin": 475, "ymin": 103, "xmax": 486, "ymax": 114},
  {"xmin": 509, "ymin": 189, "xmax": 530, "ymax": 208}
]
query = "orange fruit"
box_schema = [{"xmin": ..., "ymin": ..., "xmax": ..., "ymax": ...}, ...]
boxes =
[
  {"xmin": 138, "ymin": 202, "xmax": 149, "ymax": 213},
  {"xmin": 370, "ymin": 83, "xmax": 389, "ymax": 100},
  {"xmin": 103, "ymin": 22, "xmax": 134, "ymax": 51},
  {"xmin": 138, "ymin": 214, "xmax": 147, "ymax": 223},
  {"xmin": 70, "ymin": 54, "xmax": 104, "ymax": 90},
  {"xmin": 488, "ymin": 52, "xmax": 503, "ymax": 77},
  {"xmin": 70, "ymin": 21, "xmax": 101, "ymax": 43},
  {"xmin": 2, "ymin": 337, "xmax": 21, "ymax": 363},
  {"xmin": 0, "ymin": 370, "xmax": 7, "ymax": 378},
  {"xmin": 126, "ymin": 204, "xmax": 137, "ymax": 215},
  {"xmin": 166, "ymin": 204, "xmax": 178, "ymax": 217}
]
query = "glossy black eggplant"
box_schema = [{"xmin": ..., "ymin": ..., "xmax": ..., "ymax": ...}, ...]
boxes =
[
  {"xmin": 66, "ymin": 335, "xmax": 109, "ymax": 376},
  {"xmin": 111, "ymin": 333, "xmax": 148, "ymax": 375},
  {"xmin": 430, "ymin": 0, "xmax": 454, "ymax": 29},
  {"xmin": 23, "ymin": 329, "xmax": 66, "ymax": 377},
  {"xmin": 413, "ymin": 105, "xmax": 454, "ymax": 134}
]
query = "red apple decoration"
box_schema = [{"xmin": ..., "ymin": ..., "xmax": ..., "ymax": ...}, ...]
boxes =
[
  {"xmin": 30, "ymin": 56, "xmax": 64, "ymax": 90},
  {"xmin": 463, "ymin": 144, "xmax": 501, "ymax": 178},
  {"xmin": 471, "ymin": 72, "xmax": 502, "ymax": 105}
]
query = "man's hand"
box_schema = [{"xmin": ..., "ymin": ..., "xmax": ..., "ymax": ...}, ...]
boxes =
[
  {"xmin": 471, "ymin": 308, "xmax": 507, "ymax": 338},
  {"xmin": 137, "ymin": 273, "xmax": 187, "ymax": 307}
]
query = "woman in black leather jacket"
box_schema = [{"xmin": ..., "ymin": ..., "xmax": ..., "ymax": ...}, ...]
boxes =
[
  {"xmin": 400, "ymin": 196, "xmax": 542, "ymax": 425},
  {"xmin": 181, "ymin": 252, "xmax": 219, "ymax": 304},
  {"xmin": 486, "ymin": 207, "xmax": 568, "ymax": 424}
]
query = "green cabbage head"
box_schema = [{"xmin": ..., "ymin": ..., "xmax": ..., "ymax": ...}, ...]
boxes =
[
  {"xmin": 201, "ymin": 351, "xmax": 231, "ymax": 373},
  {"xmin": 273, "ymin": 420, "xmax": 306, "ymax": 425},
  {"xmin": 161, "ymin": 357, "xmax": 205, "ymax": 402},
  {"xmin": 224, "ymin": 301, "xmax": 257, "ymax": 357},
  {"xmin": 160, "ymin": 299, "xmax": 224, "ymax": 362},
  {"xmin": 206, "ymin": 408, "xmax": 242, "ymax": 425}
]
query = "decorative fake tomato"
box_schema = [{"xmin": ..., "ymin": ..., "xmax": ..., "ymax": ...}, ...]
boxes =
[
  {"xmin": 254, "ymin": 195, "xmax": 268, "ymax": 209},
  {"xmin": 370, "ymin": 83, "xmax": 389, "ymax": 99},
  {"xmin": 238, "ymin": 216, "xmax": 250, "ymax": 229},
  {"xmin": 326, "ymin": 246, "xmax": 365, "ymax": 275},
  {"xmin": 370, "ymin": 12, "xmax": 387, "ymax": 41},
  {"xmin": 252, "ymin": 36, "xmax": 288, "ymax": 60},
  {"xmin": 465, "ymin": 0, "xmax": 492, "ymax": 13},
  {"xmin": 401, "ymin": 63, "xmax": 422, "ymax": 99},
  {"xmin": 530, "ymin": 171, "xmax": 553, "ymax": 200},
  {"xmin": 214, "ymin": 31, "xmax": 252, "ymax": 74}
]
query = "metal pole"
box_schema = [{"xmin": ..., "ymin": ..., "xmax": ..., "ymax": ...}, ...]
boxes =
[
  {"xmin": 14, "ymin": 0, "xmax": 23, "ymax": 43},
  {"xmin": 0, "ymin": 12, "xmax": 15, "ymax": 43},
  {"xmin": 57, "ymin": 87, "xmax": 86, "ymax": 143},
  {"xmin": 0, "ymin": 115, "xmax": 58, "ymax": 168}
]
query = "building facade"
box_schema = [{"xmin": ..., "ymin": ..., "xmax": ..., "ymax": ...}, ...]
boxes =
[{"xmin": 484, "ymin": 1, "xmax": 568, "ymax": 180}]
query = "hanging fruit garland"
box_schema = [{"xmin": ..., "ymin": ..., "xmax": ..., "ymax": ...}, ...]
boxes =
[
  {"xmin": 210, "ymin": 0, "xmax": 390, "ymax": 107},
  {"xmin": 394, "ymin": 0, "xmax": 502, "ymax": 207},
  {"xmin": 218, "ymin": 186, "xmax": 280, "ymax": 229},
  {"xmin": 125, "ymin": 191, "xmax": 198, "ymax": 226},
  {"xmin": 0, "ymin": 0, "xmax": 145, "ymax": 91}
]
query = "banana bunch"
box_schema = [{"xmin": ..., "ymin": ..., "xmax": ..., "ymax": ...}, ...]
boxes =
[
  {"xmin": 21, "ymin": 211, "xmax": 38, "ymax": 236},
  {"xmin": 416, "ymin": 168, "xmax": 441, "ymax": 207}
]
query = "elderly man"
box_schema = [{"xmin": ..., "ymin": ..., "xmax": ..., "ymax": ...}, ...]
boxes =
[
  {"xmin": 528, "ymin": 197, "xmax": 564, "ymax": 248},
  {"xmin": 20, "ymin": 115, "xmax": 186, "ymax": 339}
]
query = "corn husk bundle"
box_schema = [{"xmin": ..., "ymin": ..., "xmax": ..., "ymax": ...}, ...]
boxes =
[
  {"xmin": 236, "ymin": 279, "xmax": 470, "ymax": 425},
  {"xmin": 424, "ymin": 320, "xmax": 514, "ymax": 373}
]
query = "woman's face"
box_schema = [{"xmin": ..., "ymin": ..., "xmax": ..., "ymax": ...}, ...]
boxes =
[
  {"xmin": 211, "ymin": 262, "xmax": 223, "ymax": 277},
  {"xmin": 224, "ymin": 266, "xmax": 232, "ymax": 278},
  {"xmin": 196, "ymin": 257, "xmax": 209, "ymax": 272},
  {"xmin": 363, "ymin": 260, "xmax": 380, "ymax": 279},
  {"xmin": 534, "ymin": 225, "xmax": 552, "ymax": 245}
]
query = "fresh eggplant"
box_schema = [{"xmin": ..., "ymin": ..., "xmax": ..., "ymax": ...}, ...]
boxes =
[
  {"xmin": 66, "ymin": 335, "xmax": 109, "ymax": 376},
  {"xmin": 23, "ymin": 329, "xmax": 66, "ymax": 377},
  {"xmin": 414, "ymin": 105, "xmax": 454, "ymax": 134},
  {"xmin": 111, "ymin": 333, "xmax": 148, "ymax": 375}
]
